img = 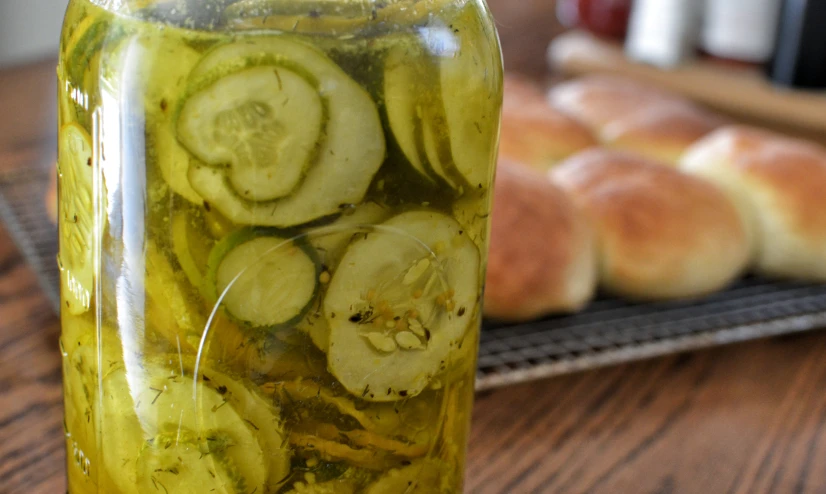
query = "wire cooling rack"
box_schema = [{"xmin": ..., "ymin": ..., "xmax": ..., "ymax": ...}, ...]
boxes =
[
  {"xmin": 2, "ymin": 162, "xmax": 825, "ymax": 391},
  {"xmin": 477, "ymin": 280, "xmax": 826, "ymax": 389}
]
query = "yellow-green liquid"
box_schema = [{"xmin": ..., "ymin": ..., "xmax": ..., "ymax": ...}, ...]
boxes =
[{"xmin": 58, "ymin": 1, "xmax": 501, "ymax": 492}]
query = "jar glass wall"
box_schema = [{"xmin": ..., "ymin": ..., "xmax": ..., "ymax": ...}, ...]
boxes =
[{"xmin": 57, "ymin": 1, "xmax": 502, "ymax": 492}]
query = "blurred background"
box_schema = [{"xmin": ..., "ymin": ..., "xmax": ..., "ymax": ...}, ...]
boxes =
[{"xmin": 0, "ymin": 0, "xmax": 68, "ymax": 68}]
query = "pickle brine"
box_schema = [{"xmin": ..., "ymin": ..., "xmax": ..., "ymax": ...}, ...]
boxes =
[{"xmin": 58, "ymin": 0, "xmax": 502, "ymax": 492}]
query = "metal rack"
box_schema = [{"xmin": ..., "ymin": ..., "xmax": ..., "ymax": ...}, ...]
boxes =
[{"xmin": 3, "ymin": 164, "xmax": 825, "ymax": 391}]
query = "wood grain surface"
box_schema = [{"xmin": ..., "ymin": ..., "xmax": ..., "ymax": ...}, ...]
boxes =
[
  {"xmin": 5, "ymin": 212, "xmax": 826, "ymax": 494},
  {"xmin": 4, "ymin": 6, "xmax": 826, "ymax": 493}
]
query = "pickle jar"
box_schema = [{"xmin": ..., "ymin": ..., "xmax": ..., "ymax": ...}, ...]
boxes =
[{"xmin": 57, "ymin": 0, "xmax": 502, "ymax": 492}]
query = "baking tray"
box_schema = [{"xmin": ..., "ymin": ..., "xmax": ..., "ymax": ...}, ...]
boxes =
[{"xmin": 2, "ymin": 161, "xmax": 826, "ymax": 391}]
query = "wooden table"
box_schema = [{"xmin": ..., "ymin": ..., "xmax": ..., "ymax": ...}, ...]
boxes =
[{"xmin": 5, "ymin": 20, "xmax": 826, "ymax": 494}]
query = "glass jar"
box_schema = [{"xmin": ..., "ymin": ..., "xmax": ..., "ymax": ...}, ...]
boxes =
[{"xmin": 57, "ymin": 1, "xmax": 502, "ymax": 492}]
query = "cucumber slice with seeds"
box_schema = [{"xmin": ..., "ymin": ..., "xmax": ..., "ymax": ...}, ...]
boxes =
[
  {"xmin": 325, "ymin": 211, "xmax": 479, "ymax": 401},
  {"xmin": 58, "ymin": 123, "xmax": 95, "ymax": 315},
  {"xmin": 298, "ymin": 203, "xmax": 390, "ymax": 350},
  {"xmin": 179, "ymin": 66, "xmax": 324, "ymax": 201},
  {"xmin": 181, "ymin": 38, "xmax": 385, "ymax": 227},
  {"xmin": 207, "ymin": 228, "xmax": 320, "ymax": 329}
]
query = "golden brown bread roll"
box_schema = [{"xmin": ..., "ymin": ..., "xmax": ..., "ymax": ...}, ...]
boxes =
[
  {"xmin": 548, "ymin": 75, "xmax": 681, "ymax": 131},
  {"xmin": 503, "ymin": 73, "xmax": 548, "ymax": 106},
  {"xmin": 499, "ymin": 74, "xmax": 597, "ymax": 171},
  {"xmin": 550, "ymin": 149, "xmax": 752, "ymax": 300},
  {"xmin": 680, "ymin": 126, "xmax": 826, "ymax": 282},
  {"xmin": 601, "ymin": 104, "xmax": 726, "ymax": 166},
  {"xmin": 485, "ymin": 160, "xmax": 597, "ymax": 321},
  {"xmin": 548, "ymin": 76, "xmax": 723, "ymax": 166}
]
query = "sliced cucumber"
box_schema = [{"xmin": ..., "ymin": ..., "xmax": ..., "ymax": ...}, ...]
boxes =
[
  {"xmin": 452, "ymin": 191, "xmax": 491, "ymax": 249},
  {"xmin": 99, "ymin": 368, "xmax": 143, "ymax": 494},
  {"xmin": 435, "ymin": 6, "xmax": 501, "ymax": 190},
  {"xmin": 271, "ymin": 379, "xmax": 435, "ymax": 455},
  {"xmin": 179, "ymin": 66, "xmax": 324, "ymax": 201},
  {"xmin": 383, "ymin": 7, "xmax": 501, "ymax": 192},
  {"xmin": 62, "ymin": 322, "xmax": 127, "ymax": 492},
  {"xmin": 296, "ymin": 421, "xmax": 429, "ymax": 459},
  {"xmin": 63, "ymin": 341, "xmax": 96, "ymax": 442},
  {"xmin": 66, "ymin": 17, "xmax": 108, "ymax": 92},
  {"xmin": 101, "ymin": 363, "xmax": 284, "ymax": 494},
  {"xmin": 58, "ymin": 123, "xmax": 95, "ymax": 315},
  {"xmin": 150, "ymin": 128, "xmax": 203, "ymax": 203},
  {"xmin": 288, "ymin": 432, "xmax": 400, "ymax": 471},
  {"xmin": 421, "ymin": 113, "xmax": 463, "ymax": 190},
  {"xmin": 61, "ymin": 328, "xmax": 98, "ymax": 490},
  {"xmin": 383, "ymin": 42, "xmax": 438, "ymax": 184},
  {"xmin": 144, "ymin": 242, "xmax": 204, "ymax": 353},
  {"xmin": 136, "ymin": 430, "xmax": 257, "ymax": 494},
  {"xmin": 181, "ymin": 38, "xmax": 385, "ymax": 227},
  {"xmin": 133, "ymin": 33, "xmax": 203, "ymax": 204},
  {"xmin": 60, "ymin": 16, "xmax": 101, "ymax": 127},
  {"xmin": 200, "ymin": 366, "xmax": 291, "ymax": 487},
  {"xmin": 299, "ymin": 203, "xmax": 390, "ymax": 350},
  {"xmin": 309, "ymin": 203, "xmax": 390, "ymax": 265},
  {"xmin": 204, "ymin": 207, "xmax": 237, "ymax": 239},
  {"xmin": 171, "ymin": 212, "xmax": 212, "ymax": 293},
  {"xmin": 207, "ymin": 228, "xmax": 320, "ymax": 329},
  {"xmin": 324, "ymin": 211, "xmax": 480, "ymax": 401}
]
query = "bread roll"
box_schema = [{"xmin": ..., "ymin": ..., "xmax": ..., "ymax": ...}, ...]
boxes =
[
  {"xmin": 499, "ymin": 74, "xmax": 597, "ymax": 171},
  {"xmin": 601, "ymin": 104, "xmax": 726, "ymax": 166},
  {"xmin": 503, "ymin": 73, "xmax": 548, "ymax": 106},
  {"xmin": 548, "ymin": 75, "xmax": 681, "ymax": 131},
  {"xmin": 680, "ymin": 126, "xmax": 826, "ymax": 282},
  {"xmin": 549, "ymin": 76, "xmax": 723, "ymax": 166},
  {"xmin": 550, "ymin": 149, "xmax": 751, "ymax": 300},
  {"xmin": 485, "ymin": 160, "xmax": 597, "ymax": 321}
]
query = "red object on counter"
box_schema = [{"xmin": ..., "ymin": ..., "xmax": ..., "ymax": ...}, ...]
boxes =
[{"xmin": 558, "ymin": 0, "xmax": 632, "ymax": 39}]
